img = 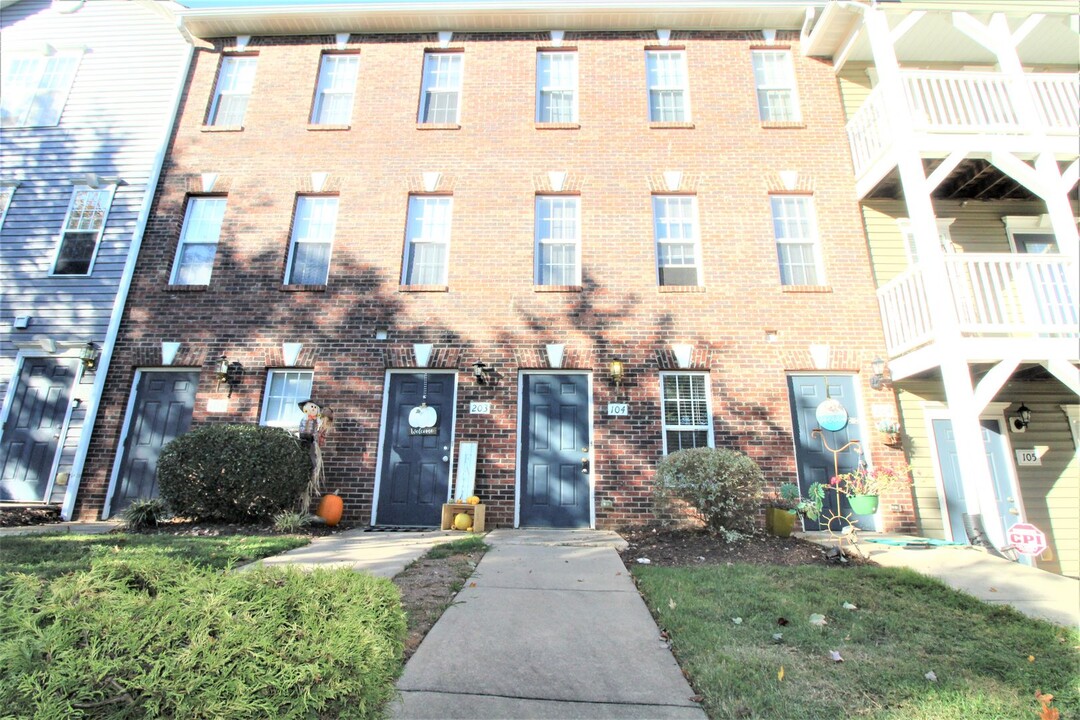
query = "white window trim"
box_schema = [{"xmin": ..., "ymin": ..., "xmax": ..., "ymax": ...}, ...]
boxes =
[
  {"xmin": 310, "ymin": 52, "xmax": 359, "ymax": 125},
  {"xmin": 1061, "ymin": 405, "xmax": 1080, "ymax": 452},
  {"xmin": 283, "ymin": 195, "xmax": 338, "ymax": 286},
  {"xmin": 0, "ymin": 184, "xmax": 15, "ymax": 230},
  {"xmin": 418, "ymin": 51, "xmax": 464, "ymax": 124},
  {"xmin": 208, "ymin": 54, "xmax": 257, "ymax": 127},
  {"xmin": 771, "ymin": 194, "xmax": 826, "ymax": 286},
  {"xmin": 49, "ymin": 184, "xmax": 117, "ymax": 277},
  {"xmin": 1003, "ymin": 214, "xmax": 1062, "ymax": 254},
  {"xmin": 653, "ymin": 194, "xmax": 703, "ymax": 287},
  {"xmin": 169, "ymin": 196, "xmax": 226, "ymax": 286},
  {"xmin": 259, "ymin": 369, "xmax": 314, "ymax": 428},
  {"xmin": 534, "ymin": 195, "xmax": 582, "ymax": 286},
  {"xmin": 659, "ymin": 371, "xmax": 715, "ymax": 455},
  {"xmin": 401, "ymin": 195, "xmax": 454, "ymax": 286},
  {"xmin": 751, "ymin": 49, "xmax": 801, "ymax": 123},
  {"xmin": 1, "ymin": 49, "xmax": 82, "ymax": 128},
  {"xmin": 535, "ymin": 51, "xmax": 578, "ymax": 123},
  {"xmin": 897, "ymin": 217, "xmax": 956, "ymax": 264},
  {"xmin": 645, "ymin": 49, "xmax": 691, "ymax": 122}
]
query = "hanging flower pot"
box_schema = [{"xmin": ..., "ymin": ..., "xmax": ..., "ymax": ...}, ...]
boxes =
[{"xmin": 848, "ymin": 494, "xmax": 880, "ymax": 515}]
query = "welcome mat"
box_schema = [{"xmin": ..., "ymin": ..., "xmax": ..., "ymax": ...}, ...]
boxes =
[
  {"xmin": 362, "ymin": 525, "xmax": 439, "ymax": 533},
  {"xmin": 865, "ymin": 536, "xmax": 965, "ymax": 548}
]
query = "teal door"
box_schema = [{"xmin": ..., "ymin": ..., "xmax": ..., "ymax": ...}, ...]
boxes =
[{"xmin": 932, "ymin": 418, "xmax": 1019, "ymax": 545}]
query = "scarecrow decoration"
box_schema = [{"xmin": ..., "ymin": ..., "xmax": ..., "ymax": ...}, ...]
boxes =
[{"xmin": 297, "ymin": 399, "xmax": 333, "ymax": 514}]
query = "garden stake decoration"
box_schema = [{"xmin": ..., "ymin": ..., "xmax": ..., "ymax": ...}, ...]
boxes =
[{"xmin": 810, "ymin": 427, "xmax": 866, "ymax": 558}]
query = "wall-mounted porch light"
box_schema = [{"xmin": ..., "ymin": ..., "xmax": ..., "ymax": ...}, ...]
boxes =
[
  {"xmin": 869, "ymin": 357, "xmax": 891, "ymax": 390},
  {"xmin": 79, "ymin": 342, "xmax": 99, "ymax": 370},
  {"xmin": 609, "ymin": 359, "xmax": 625, "ymax": 387},
  {"xmin": 215, "ymin": 354, "xmax": 241, "ymax": 396},
  {"xmin": 1016, "ymin": 403, "xmax": 1032, "ymax": 428},
  {"xmin": 472, "ymin": 360, "xmax": 490, "ymax": 384}
]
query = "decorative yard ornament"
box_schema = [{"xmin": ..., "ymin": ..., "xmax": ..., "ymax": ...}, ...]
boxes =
[
  {"xmin": 815, "ymin": 399, "xmax": 849, "ymax": 432},
  {"xmin": 408, "ymin": 373, "xmax": 439, "ymax": 434},
  {"xmin": 296, "ymin": 399, "xmax": 334, "ymax": 514}
]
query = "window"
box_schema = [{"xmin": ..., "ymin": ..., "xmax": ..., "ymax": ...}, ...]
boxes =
[
  {"xmin": 653, "ymin": 196, "xmax": 701, "ymax": 286},
  {"xmin": 285, "ymin": 196, "xmax": 338, "ymax": 285},
  {"xmin": 419, "ymin": 53, "xmax": 463, "ymax": 124},
  {"xmin": 1004, "ymin": 217, "xmax": 1060, "ymax": 254},
  {"xmin": 536, "ymin": 51, "xmax": 577, "ymax": 123},
  {"xmin": 1, "ymin": 51, "xmax": 80, "ymax": 127},
  {"xmin": 645, "ymin": 51, "xmax": 689, "ymax": 122},
  {"xmin": 0, "ymin": 186, "xmax": 13, "ymax": 229},
  {"xmin": 170, "ymin": 197, "xmax": 226, "ymax": 285},
  {"xmin": 311, "ymin": 54, "xmax": 359, "ymax": 125},
  {"xmin": 771, "ymin": 196, "xmax": 823, "ymax": 286},
  {"xmin": 661, "ymin": 373, "xmax": 713, "ymax": 454},
  {"xmin": 897, "ymin": 218, "xmax": 955, "ymax": 264},
  {"xmin": 52, "ymin": 186, "xmax": 115, "ymax": 276},
  {"xmin": 751, "ymin": 50, "xmax": 800, "ymax": 122},
  {"xmin": 535, "ymin": 196, "xmax": 581, "ymax": 285},
  {"xmin": 402, "ymin": 196, "xmax": 453, "ymax": 285},
  {"xmin": 261, "ymin": 370, "xmax": 313, "ymax": 428},
  {"xmin": 208, "ymin": 55, "xmax": 257, "ymax": 126}
]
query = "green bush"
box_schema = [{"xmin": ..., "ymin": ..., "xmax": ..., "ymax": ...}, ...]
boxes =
[
  {"xmin": 0, "ymin": 556, "xmax": 406, "ymax": 719},
  {"xmin": 119, "ymin": 498, "xmax": 169, "ymax": 531},
  {"xmin": 272, "ymin": 510, "xmax": 311, "ymax": 533},
  {"xmin": 654, "ymin": 447, "xmax": 765, "ymax": 538},
  {"xmin": 157, "ymin": 424, "xmax": 311, "ymax": 522}
]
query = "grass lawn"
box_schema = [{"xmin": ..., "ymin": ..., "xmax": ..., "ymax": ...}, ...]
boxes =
[
  {"xmin": 633, "ymin": 563, "xmax": 1079, "ymax": 720},
  {"xmin": 0, "ymin": 531, "xmax": 309, "ymax": 579}
]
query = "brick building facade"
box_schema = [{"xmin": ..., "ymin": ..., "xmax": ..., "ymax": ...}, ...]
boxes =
[{"xmin": 76, "ymin": 6, "xmax": 912, "ymax": 531}]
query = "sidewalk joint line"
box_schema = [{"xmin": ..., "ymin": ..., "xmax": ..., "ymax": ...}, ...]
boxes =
[{"xmin": 396, "ymin": 687, "xmax": 700, "ymax": 710}]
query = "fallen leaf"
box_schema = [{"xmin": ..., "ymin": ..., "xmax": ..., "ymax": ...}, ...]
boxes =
[
  {"xmin": 1028, "ymin": 655, "xmax": 1036, "ymax": 663},
  {"xmin": 777, "ymin": 617, "xmax": 789, "ymax": 626},
  {"xmin": 689, "ymin": 695, "xmax": 704, "ymax": 703},
  {"xmin": 668, "ymin": 598, "xmax": 677, "ymax": 610},
  {"xmin": 989, "ymin": 587, "xmax": 998, "ymax": 592},
  {"xmin": 829, "ymin": 650, "xmax": 844, "ymax": 663},
  {"xmin": 732, "ymin": 617, "xmax": 743, "ymax": 625},
  {"xmin": 842, "ymin": 602, "xmax": 858, "ymax": 610},
  {"xmin": 778, "ymin": 666, "xmax": 785, "ymax": 682},
  {"xmin": 469, "ymin": 582, "xmax": 477, "ymax": 588},
  {"xmin": 925, "ymin": 671, "xmax": 938, "ymax": 682},
  {"xmin": 809, "ymin": 613, "xmax": 828, "ymax": 626}
]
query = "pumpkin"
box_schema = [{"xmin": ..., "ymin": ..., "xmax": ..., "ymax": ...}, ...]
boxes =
[
  {"xmin": 466, "ymin": 495, "xmax": 481, "ymax": 505},
  {"xmin": 316, "ymin": 493, "xmax": 343, "ymax": 527},
  {"xmin": 453, "ymin": 512, "xmax": 472, "ymax": 531}
]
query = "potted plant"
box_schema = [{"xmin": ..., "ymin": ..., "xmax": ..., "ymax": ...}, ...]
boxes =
[
  {"xmin": 831, "ymin": 465, "xmax": 911, "ymax": 515},
  {"xmin": 765, "ymin": 482, "xmax": 825, "ymax": 537},
  {"xmin": 876, "ymin": 419, "xmax": 902, "ymax": 446}
]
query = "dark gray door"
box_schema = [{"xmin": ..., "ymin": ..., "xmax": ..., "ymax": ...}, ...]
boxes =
[
  {"xmin": 932, "ymin": 418, "xmax": 1018, "ymax": 544},
  {"xmin": 787, "ymin": 375, "xmax": 874, "ymax": 531},
  {"xmin": 377, "ymin": 372, "xmax": 456, "ymax": 526},
  {"xmin": 520, "ymin": 373, "xmax": 590, "ymax": 528},
  {"xmin": 110, "ymin": 371, "xmax": 199, "ymax": 515},
  {"xmin": 0, "ymin": 357, "xmax": 77, "ymax": 501}
]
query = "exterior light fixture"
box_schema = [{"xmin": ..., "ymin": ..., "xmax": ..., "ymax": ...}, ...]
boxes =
[
  {"xmin": 609, "ymin": 359, "xmax": 624, "ymax": 387},
  {"xmin": 215, "ymin": 354, "xmax": 241, "ymax": 396},
  {"xmin": 1016, "ymin": 403, "xmax": 1032, "ymax": 428},
  {"xmin": 869, "ymin": 356, "xmax": 891, "ymax": 390},
  {"xmin": 472, "ymin": 360, "xmax": 489, "ymax": 384},
  {"xmin": 79, "ymin": 342, "xmax": 99, "ymax": 370}
]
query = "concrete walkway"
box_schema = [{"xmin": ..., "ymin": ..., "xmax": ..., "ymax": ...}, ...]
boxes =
[
  {"xmin": 0, "ymin": 520, "xmax": 118, "ymax": 537},
  {"xmin": 391, "ymin": 528, "xmax": 707, "ymax": 720},
  {"xmin": 799, "ymin": 531, "xmax": 1080, "ymax": 628}
]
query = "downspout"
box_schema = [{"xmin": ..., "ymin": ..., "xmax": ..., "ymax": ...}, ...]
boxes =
[{"xmin": 61, "ymin": 40, "xmax": 195, "ymax": 521}]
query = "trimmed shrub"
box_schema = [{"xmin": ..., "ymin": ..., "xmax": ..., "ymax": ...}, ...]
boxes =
[
  {"xmin": 157, "ymin": 424, "xmax": 310, "ymax": 522},
  {"xmin": 0, "ymin": 556, "xmax": 406, "ymax": 719},
  {"xmin": 654, "ymin": 447, "xmax": 765, "ymax": 538}
]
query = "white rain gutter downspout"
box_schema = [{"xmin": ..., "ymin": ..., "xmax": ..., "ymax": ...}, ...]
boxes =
[{"xmin": 61, "ymin": 41, "xmax": 195, "ymax": 521}]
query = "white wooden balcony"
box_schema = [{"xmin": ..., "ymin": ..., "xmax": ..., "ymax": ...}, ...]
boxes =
[
  {"xmin": 847, "ymin": 70, "xmax": 1080, "ymax": 178},
  {"xmin": 877, "ymin": 254, "xmax": 1079, "ymax": 358}
]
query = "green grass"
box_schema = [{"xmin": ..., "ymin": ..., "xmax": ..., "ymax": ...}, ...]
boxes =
[
  {"xmin": 426, "ymin": 533, "xmax": 489, "ymax": 559},
  {"xmin": 0, "ymin": 532, "xmax": 309, "ymax": 580},
  {"xmin": 633, "ymin": 564, "xmax": 1079, "ymax": 720}
]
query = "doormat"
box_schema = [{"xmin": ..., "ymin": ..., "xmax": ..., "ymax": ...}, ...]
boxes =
[
  {"xmin": 363, "ymin": 525, "xmax": 438, "ymax": 533},
  {"xmin": 865, "ymin": 537, "xmax": 965, "ymax": 548}
]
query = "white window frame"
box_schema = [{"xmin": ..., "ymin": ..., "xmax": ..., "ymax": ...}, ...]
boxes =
[
  {"xmin": 260, "ymin": 369, "xmax": 314, "ymax": 429},
  {"xmin": 208, "ymin": 55, "xmax": 258, "ymax": 127},
  {"xmin": 652, "ymin": 195, "xmax": 702, "ymax": 287},
  {"xmin": 0, "ymin": 49, "xmax": 81, "ymax": 128},
  {"xmin": 771, "ymin": 195, "xmax": 825, "ymax": 286},
  {"xmin": 284, "ymin": 195, "xmax": 338, "ymax": 286},
  {"xmin": 310, "ymin": 53, "xmax": 360, "ymax": 125},
  {"xmin": 50, "ymin": 184, "xmax": 116, "ymax": 276},
  {"xmin": 402, "ymin": 195, "xmax": 454, "ymax": 286},
  {"xmin": 169, "ymin": 196, "xmax": 227, "ymax": 286},
  {"xmin": 897, "ymin": 218, "xmax": 956, "ymax": 264},
  {"xmin": 645, "ymin": 50, "xmax": 690, "ymax": 122},
  {"xmin": 1003, "ymin": 215, "xmax": 1061, "ymax": 254},
  {"xmin": 659, "ymin": 371, "xmax": 715, "ymax": 455},
  {"xmin": 0, "ymin": 185, "xmax": 15, "ymax": 230},
  {"xmin": 536, "ymin": 51, "xmax": 578, "ymax": 123},
  {"xmin": 534, "ymin": 195, "xmax": 582, "ymax": 286},
  {"xmin": 418, "ymin": 52, "xmax": 463, "ymax": 124},
  {"xmin": 751, "ymin": 49, "xmax": 801, "ymax": 123}
]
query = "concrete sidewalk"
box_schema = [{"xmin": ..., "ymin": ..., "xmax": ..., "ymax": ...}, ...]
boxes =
[
  {"xmin": 800, "ymin": 531, "xmax": 1080, "ymax": 628},
  {"xmin": 391, "ymin": 528, "xmax": 707, "ymax": 720},
  {"xmin": 0, "ymin": 520, "xmax": 118, "ymax": 537}
]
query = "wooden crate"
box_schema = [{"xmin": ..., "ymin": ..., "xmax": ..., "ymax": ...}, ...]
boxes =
[{"xmin": 440, "ymin": 503, "xmax": 486, "ymax": 532}]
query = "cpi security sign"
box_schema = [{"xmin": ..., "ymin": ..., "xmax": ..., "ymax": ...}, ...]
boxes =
[{"xmin": 1006, "ymin": 523, "xmax": 1047, "ymax": 557}]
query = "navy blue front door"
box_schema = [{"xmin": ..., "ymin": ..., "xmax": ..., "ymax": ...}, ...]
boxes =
[
  {"xmin": 787, "ymin": 375, "xmax": 874, "ymax": 531},
  {"xmin": 520, "ymin": 373, "xmax": 590, "ymax": 528},
  {"xmin": 377, "ymin": 372, "xmax": 456, "ymax": 526}
]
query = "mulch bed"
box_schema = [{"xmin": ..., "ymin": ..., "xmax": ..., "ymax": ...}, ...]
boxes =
[
  {"xmin": 619, "ymin": 526, "xmax": 868, "ymax": 567},
  {"xmin": 0, "ymin": 507, "xmax": 62, "ymax": 528}
]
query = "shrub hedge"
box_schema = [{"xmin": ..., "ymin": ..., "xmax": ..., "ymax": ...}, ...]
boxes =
[
  {"xmin": 157, "ymin": 423, "xmax": 310, "ymax": 522},
  {"xmin": 0, "ymin": 557, "xmax": 406, "ymax": 719},
  {"xmin": 654, "ymin": 447, "xmax": 765, "ymax": 538}
]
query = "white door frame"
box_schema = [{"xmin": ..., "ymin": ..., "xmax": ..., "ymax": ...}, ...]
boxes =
[
  {"xmin": 514, "ymin": 370, "xmax": 595, "ymax": 529},
  {"xmin": 370, "ymin": 369, "xmax": 459, "ymax": 527}
]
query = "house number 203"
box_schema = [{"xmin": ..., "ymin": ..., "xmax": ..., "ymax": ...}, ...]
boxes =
[{"xmin": 469, "ymin": 402, "xmax": 492, "ymax": 414}]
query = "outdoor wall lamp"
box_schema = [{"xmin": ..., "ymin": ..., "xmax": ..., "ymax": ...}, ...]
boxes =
[
  {"xmin": 79, "ymin": 342, "xmax": 99, "ymax": 370},
  {"xmin": 1016, "ymin": 403, "xmax": 1032, "ymax": 428},
  {"xmin": 215, "ymin": 354, "xmax": 241, "ymax": 396},
  {"xmin": 869, "ymin": 357, "xmax": 891, "ymax": 390},
  {"xmin": 609, "ymin": 359, "xmax": 625, "ymax": 387},
  {"xmin": 472, "ymin": 360, "xmax": 490, "ymax": 384}
]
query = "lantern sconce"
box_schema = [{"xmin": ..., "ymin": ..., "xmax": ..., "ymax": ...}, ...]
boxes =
[
  {"xmin": 1010, "ymin": 402, "xmax": 1032, "ymax": 433},
  {"xmin": 215, "ymin": 354, "xmax": 242, "ymax": 396},
  {"xmin": 79, "ymin": 342, "xmax": 99, "ymax": 370},
  {"xmin": 472, "ymin": 360, "xmax": 490, "ymax": 384},
  {"xmin": 609, "ymin": 359, "xmax": 625, "ymax": 387},
  {"xmin": 869, "ymin": 357, "xmax": 891, "ymax": 390}
]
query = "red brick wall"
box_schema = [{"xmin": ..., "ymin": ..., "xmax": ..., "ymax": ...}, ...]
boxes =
[{"xmin": 78, "ymin": 30, "xmax": 914, "ymax": 533}]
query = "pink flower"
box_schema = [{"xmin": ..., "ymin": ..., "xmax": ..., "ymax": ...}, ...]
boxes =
[{"xmin": 829, "ymin": 476, "xmax": 839, "ymax": 486}]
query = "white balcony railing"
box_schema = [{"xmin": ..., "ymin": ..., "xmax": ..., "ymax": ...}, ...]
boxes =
[
  {"xmin": 847, "ymin": 70, "xmax": 1080, "ymax": 177},
  {"xmin": 877, "ymin": 254, "xmax": 1079, "ymax": 356}
]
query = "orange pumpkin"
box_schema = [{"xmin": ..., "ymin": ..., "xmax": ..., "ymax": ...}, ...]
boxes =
[
  {"xmin": 316, "ymin": 493, "xmax": 344, "ymax": 527},
  {"xmin": 466, "ymin": 495, "xmax": 481, "ymax": 505}
]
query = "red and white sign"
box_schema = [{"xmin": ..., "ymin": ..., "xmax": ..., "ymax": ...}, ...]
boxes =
[{"xmin": 1006, "ymin": 523, "xmax": 1047, "ymax": 557}]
